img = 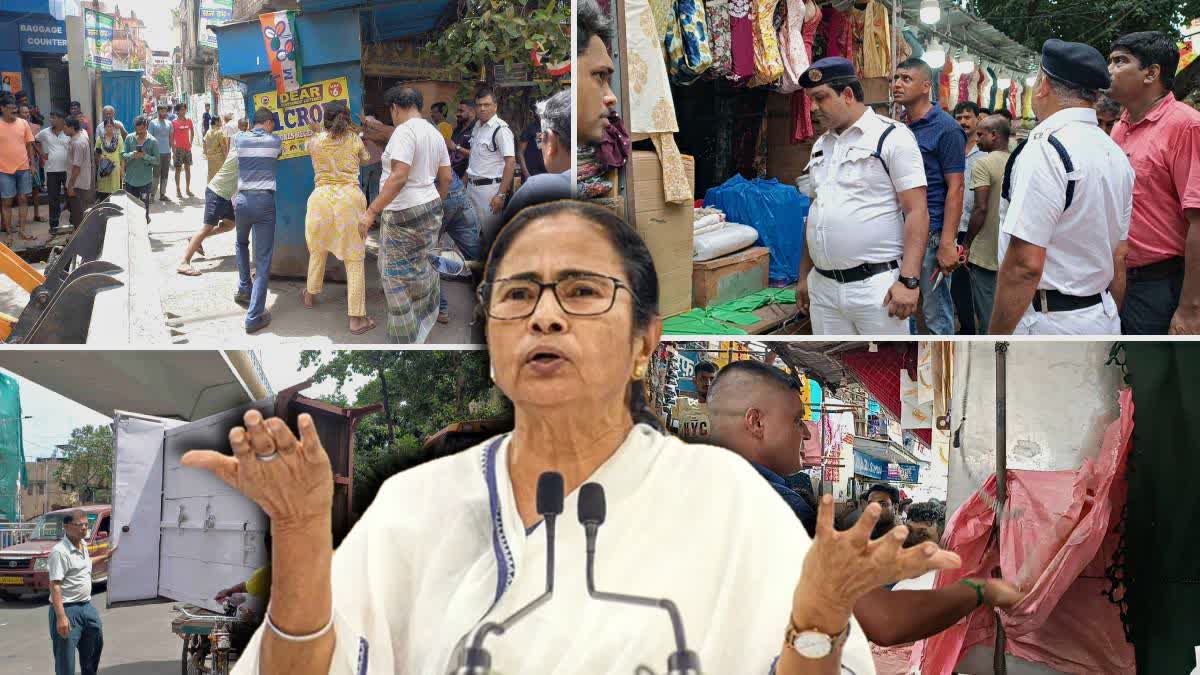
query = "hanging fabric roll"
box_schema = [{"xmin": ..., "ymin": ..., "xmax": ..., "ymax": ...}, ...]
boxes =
[
  {"xmin": 820, "ymin": 6, "xmax": 851, "ymax": 57},
  {"xmin": 777, "ymin": 0, "xmax": 810, "ymax": 93},
  {"xmin": 625, "ymin": 0, "xmax": 693, "ymax": 203},
  {"xmin": 789, "ymin": 0, "xmax": 821, "ymax": 143},
  {"xmin": 705, "ymin": 0, "xmax": 734, "ymax": 78},
  {"xmin": 986, "ymin": 65, "xmax": 998, "ymax": 110},
  {"xmin": 975, "ymin": 65, "xmax": 988, "ymax": 106},
  {"xmin": 940, "ymin": 52, "xmax": 953, "ymax": 111},
  {"xmin": 665, "ymin": 0, "xmax": 714, "ymax": 83},
  {"xmin": 958, "ymin": 72, "xmax": 969, "ymax": 107},
  {"xmin": 749, "ymin": 0, "xmax": 786, "ymax": 86},
  {"xmin": 729, "ymin": 0, "xmax": 757, "ymax": 82},
  {"xmin": 862, "ymin": 0, "xmax": 891, "ymax": 78},
  {"xmin": 849, "ymin": 5, "xmax": 866, "ymax": 77},
  {"xmin": 1008, "ymin": 80, "xmax": 1018, "ymax": 117}
]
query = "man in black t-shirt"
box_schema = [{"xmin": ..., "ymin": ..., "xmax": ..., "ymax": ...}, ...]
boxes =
[
  {"xmin": 449, "ymin": 100, "xmax": 475, "ymax": 178},
  {"xmin": 517, "ymin": 119, "xmax": 547, "ymax": 178}
]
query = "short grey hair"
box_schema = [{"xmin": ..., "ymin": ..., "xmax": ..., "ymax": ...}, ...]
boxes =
[
  {"xmin": 537, "ymin": 90, "xmax": 571, "ymax": 146},
  {"xmin": 1040, "ymin": 69, "xmax": 1099, "ymax": 106},
  {"xmin": 102, "ymin": 105, "xmax": 115, "ymax": 113}
]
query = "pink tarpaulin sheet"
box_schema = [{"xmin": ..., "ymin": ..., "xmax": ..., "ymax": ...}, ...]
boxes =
[{"xmin": 913, "ymin": 388, "xmax": 1136, "ymax": 674}]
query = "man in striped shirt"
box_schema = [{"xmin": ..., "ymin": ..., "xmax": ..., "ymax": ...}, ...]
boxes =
[{"xmin": 232, "ymin": 108, "xmax": 282, "ymax": 333}]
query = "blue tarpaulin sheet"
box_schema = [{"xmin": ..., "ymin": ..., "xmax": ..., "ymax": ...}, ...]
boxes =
[
  {"xmin": 703, "ymin": 174, "xmax": 809, "ymax": 285},
  {"xmin": 0, "ymin": 372, "xmax": 27, "ymax": 523}
]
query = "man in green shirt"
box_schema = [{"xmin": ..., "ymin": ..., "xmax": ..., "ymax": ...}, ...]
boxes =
[
  {"xmin": 963, "ymin": 114, "xmax": 1012, "ymax": 329},
  {"xmin": 122, "ymin": 115, "xmax": 158, "ymax": 223},
  {"xmin": 178, "ymin": 148, "xmax": 238, "ymax": 275}
]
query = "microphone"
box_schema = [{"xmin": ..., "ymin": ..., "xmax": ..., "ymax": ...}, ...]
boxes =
[
  {"xmin": 458, "ymin": 471, "xmax": 565, "ymax": 674},
  {"xmin": 577, "ymin": 482, "xmax": 702, "ymax": 675}
]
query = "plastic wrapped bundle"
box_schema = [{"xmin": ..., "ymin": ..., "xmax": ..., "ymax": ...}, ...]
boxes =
[{"xmin": 694, "ymin": 223, "xmax": 761, "ymax": 261}]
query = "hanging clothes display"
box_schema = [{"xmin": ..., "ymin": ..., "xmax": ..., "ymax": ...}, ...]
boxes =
[
  {"xmin": 958, "ymin": 73, "xmax": 969, "ymax": 107},
  {"xmin": 1008, "ymin": 80, "xmax": 1018, "ymax": 117},
  {"xmin": 705, "ymin": 0, "xmax": 733, "ymax": 78},
  {"xmin": 947, "ymin": 66, "xmax": 960, "ymax": 110},
  {"xmin": 748, "ymin": 0, "xmax": 786, "ymax": 87},
  {"xmin": 665, "ymin": 0, "xmax": 714, "ymax": 83},
  {"xmin": 626, "ymin": 0, "xmax": 692, "ymax": 204},
  {"xmin": 788, "ymin": 0, "xmax": 820, "ymax": 144},
  {"xmin": 777, "ymin": 0, "xmax": 809, "ymax": 93},
  {"xmin": 650, "ymin": 0, "xmax": 675, "ymax": 42},
  {"xmin": 1022, "ymin": 83, "xmax": 1033, "ymax": 120},
  {"xmin": 859, "ymin": 0, "xmax": 888, "ymax": 76},
  {"xmin": 729, "ymin": 0, "xmax": 757, "ymax": 82},
  {"xmin": 819, "ymin": 6, "xmax": 851, "ymax": 58},
  {"xmin": 849, "ymin": 6, "xmax": 866, "ymax": 77},
  {"xmin": 940, "ymin": 53, "xmax": 953, "ymax": 111},
  {"xmin": 986, "ymin": 66, "xmax": 998, "ymax": 110},
  {"xmin": 969, "ymin": 66, "xmax": 983, "ymax": 106},
  {"xmin": 901, "ymin": 28, "xmax": 923, "ymax": 59}
]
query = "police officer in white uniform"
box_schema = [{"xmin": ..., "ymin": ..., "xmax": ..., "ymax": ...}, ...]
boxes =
[
  {"xmin": 989, "ymin": 39, "xmax": 1134, "ymax": 335},
  {"xmin": 796, "ymin": 57, "xmax": 930, "ymax": 335},
  {"xmin": 453, "ymin": 86, "xmax": 515, "ymax": 241}
]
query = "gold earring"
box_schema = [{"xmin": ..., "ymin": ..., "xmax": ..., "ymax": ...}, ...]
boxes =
[
  {"xmin": 633, "ymin": 363, "xmax": 647, "ymax": 379},
  {"xmin": 489, "ymin": 363, "xmax": 495, "ymax": 380}
]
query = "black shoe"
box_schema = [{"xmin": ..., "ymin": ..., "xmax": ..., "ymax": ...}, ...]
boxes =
[
  {"xmin": 245, "ymin": 312, "xmax": 272, "ymax": 334},
  {"xmin": 234, "ymin": 292, "xmax": 251, "ymax": 306}
]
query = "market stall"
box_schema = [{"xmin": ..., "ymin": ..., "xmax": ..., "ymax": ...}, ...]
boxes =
[{"xmin": 583, "ymin": 0, "xmax": 1039, "ymax": 334}]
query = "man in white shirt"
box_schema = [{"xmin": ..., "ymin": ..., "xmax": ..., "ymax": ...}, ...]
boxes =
[
  {"xmin": 221, "ymin": 112, "xmax": 238, "ymax": 139},
  {"xmin": 360, "ymin": 85, "xmax": 452, "ymax": 343},
  {"xmin": 47, "ymin": 509, "xmax": 105, "ymax": 675},
  {"xmin": 796, "ymin": 57, "xmax": 930, "ymax": 335},
  {"xmin": 953, "ymin": 101, "xmax": 986, "ymax": 334},
  {"xmin": 455, "ymin": 87, "xmax": 514, "ymax": 239},
  {"xmin": 990, "ymin": 39, "xmax": 1135, "ymax": 335},
  {"xmin": 35, "ymin": 111, "xmax": 71, "ymax": 234}
]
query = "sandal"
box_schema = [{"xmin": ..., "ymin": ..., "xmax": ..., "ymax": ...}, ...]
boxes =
[
  {"xmin": 350, "ymin": 317, "xmax": 377, "ymax": 335},
  {"xmin": 176, "ymin": 263, "xmax": 202, "ymax": 276},
  {"xmin": 301, "ymin": 290, "xmax": 315, "ymax": 309},
  {"xmin": 19, "ymin": 232, "xmax": 36, "ymax": 241}
]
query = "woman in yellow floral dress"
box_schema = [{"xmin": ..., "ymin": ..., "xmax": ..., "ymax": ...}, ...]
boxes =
[{"xmin": 303, "ymin": 101, "xmax": 376, "ymax": 334}]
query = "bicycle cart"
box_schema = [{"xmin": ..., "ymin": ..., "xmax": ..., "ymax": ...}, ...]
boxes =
[{"xmin": 171, "ymin": 605, "xmax": 246, "ymax": 675}]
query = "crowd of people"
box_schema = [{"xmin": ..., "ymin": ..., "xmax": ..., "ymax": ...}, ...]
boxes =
[{"xmin": 174, "ymin": 85, "xmax": 571, "ymax": 338}]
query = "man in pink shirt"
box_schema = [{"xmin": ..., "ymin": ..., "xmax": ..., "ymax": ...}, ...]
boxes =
[{"xmin": 1108, "ymin": 31, "xmax": 1200, "ymax": 335}]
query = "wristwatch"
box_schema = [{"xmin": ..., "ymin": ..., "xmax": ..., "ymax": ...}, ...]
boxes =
[
  {"xmin": 784, "ymin": 616, "xmax": 851, "ymax": 659},
  {"xmin": 898, "ymin": 275, "xmax": 920, "ymax": 289}
]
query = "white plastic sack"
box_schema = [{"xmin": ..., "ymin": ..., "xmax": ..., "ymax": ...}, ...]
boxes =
[
  {"xmin": 693, "ymin": 223, "xmax": 760, "ymax": 261},
  {"xmin": 694, "ymin": 213, "xmax": 723, "ymax": 230}
]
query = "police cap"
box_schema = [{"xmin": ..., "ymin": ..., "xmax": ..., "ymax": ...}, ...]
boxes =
[
  {"xmin": 800, "ymin": 57, "xmax": 858, "ymax": 89},
  {"xmin": 1040, "ymin": 38, "xmax": 1110, "ymax": 91}
]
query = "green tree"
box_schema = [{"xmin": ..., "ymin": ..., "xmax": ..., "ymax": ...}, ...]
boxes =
[
  {"xmin": 55, "ymin": 425, "xmax": 113, "ymax": 505},
  {"xmin": 427, "ymin": 0, "xmax": 570, "ymax": 97},
  {"xmin": 972, "ymin": 0, "xmax": 1200, "ymax": 55},
  {"xmin": 153, "ymin": 68, "xmax": 172, "ymax": 90},
  {"xmin": 299, "ymin": 350, "xmax": 511, "ymax": 504}
]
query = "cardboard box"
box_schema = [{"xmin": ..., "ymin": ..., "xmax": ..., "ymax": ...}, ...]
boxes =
[
  {"xmin": 630, "ymin": 150, "xmax": 695, "ymax": 316},
  {"xmin": 692, "ymin": 246, "xmax": 770, "ymax": 308}
]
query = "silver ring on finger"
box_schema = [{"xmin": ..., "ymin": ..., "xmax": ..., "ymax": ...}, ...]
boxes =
[{"xmin": 256, "ymin": 451, "xmax": 280, "ymax": 462}]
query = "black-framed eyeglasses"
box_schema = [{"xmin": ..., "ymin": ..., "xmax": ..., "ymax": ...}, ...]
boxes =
[{"xmin": 478, "ymin": 273, "xmax": 635, "ymax": 320}]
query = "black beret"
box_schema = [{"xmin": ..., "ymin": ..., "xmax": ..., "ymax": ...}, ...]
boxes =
[
  {"xmin": 1041, "ymin": 38, "xmax": 1110, "ymax": 91},
  {"xmin": 800, "ymin": 57, "xmax": 859, "ymax": 89}
]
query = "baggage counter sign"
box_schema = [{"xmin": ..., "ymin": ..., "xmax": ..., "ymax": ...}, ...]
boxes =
[{"xmin": 253, "ymin": 77, "xmax": 350, "ymax": 160}]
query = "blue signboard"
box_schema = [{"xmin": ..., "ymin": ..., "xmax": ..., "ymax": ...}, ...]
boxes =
[
  {"xmin": 19, "ymin": 17, "xmax": 68, "ymax": 54},
  {"xmin": 853, "ymin": 449, "xmax": 919, "ymax": 483}
]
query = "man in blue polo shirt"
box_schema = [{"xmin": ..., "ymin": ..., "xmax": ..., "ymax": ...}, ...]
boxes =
[
  {"xmin": 893, "ymin": 58, "xmax": 966, "ymax": 335},
  {"xmin": 232, "ymin": 108, "xmax": 282, "ymax": 334}
]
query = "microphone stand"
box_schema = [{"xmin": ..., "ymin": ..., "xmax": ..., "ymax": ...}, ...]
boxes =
[
  {"xmin": 457, "ymin": 472, "xmax": 564, "ymax": 675},
  {"xmin": 578, "ymin": 483, "xmax": 702, "ymax": 675}
]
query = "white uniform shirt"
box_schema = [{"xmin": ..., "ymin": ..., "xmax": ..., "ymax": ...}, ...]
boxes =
[
  {"xmin": 998, "ymin": 107, "xmax": 1134, "ymax": 297},
  {"xmin": 36, "ymin": 126, "xmax": 71, "ymax": 173},
  {"xmin": 805, "ymin": 108, "xmax": 927, "ymax": 270},
  {"xmin": 959, "ymin": 145, "xmax": 986, "ymax": 233},
  {"xmin": 380, "ymin": 117, "xmax": 451, "ymax": 212},
  {"xmin": 465, "ymin": 115, "xmax": 515, "ymax": 179},
  {"xmin": 231, "ymin": 425, "xmax": 877, "ymax": 675},
  {"xmin": 47, "ymin": 536, "xmax": 92, "ymax": 603}
]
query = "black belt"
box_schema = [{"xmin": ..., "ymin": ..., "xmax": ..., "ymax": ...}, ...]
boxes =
[
  {"xmin": 468, "ymin": 177, "xmax": 501, "ymax": 186},
  {"xmin": 63, "ymin": 600, "xmax": 91, "ymax": 607},
  {"xmin": 1128, "ymin": 256, "xmax": 1184, "ymax": 283},
  {"xmin": 815, "ymin": 260, "xmax": 898, "ymax": 284},
  {"xmin": 1032, "ymin": 289, "xmax": 1102, "ymax": 313}
]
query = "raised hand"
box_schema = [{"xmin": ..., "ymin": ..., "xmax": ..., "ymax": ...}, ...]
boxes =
[
  {"xmin": 794, "ymin": 496, "xmax": 962, "ymax": 617},
  {"xmin": 181, "ymin": 410, "xmax": 333, "ymax": 532}
]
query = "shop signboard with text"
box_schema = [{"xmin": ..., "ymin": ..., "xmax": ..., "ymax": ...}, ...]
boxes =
[
  {"xmin": 18, "ymin": 17, "xmax": 68, "ymax": 54},
  {"xmin": 853, "ymin": 449, "xmax": 919, "ymax": 484},
  {"xmin": 84, "ymin": 9, "xmax": 114, "ymax": 71},
  {"xmin": 252, "ymin": 77, "xmax": 350, "ymax": 160},
  {"xmin": 198, "ymin": 0, "xmax": 234, "ymax": 50}
]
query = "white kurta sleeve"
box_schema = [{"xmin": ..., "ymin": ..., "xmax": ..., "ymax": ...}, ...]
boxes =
[{"xmin": 231, "ymin": 496, "xmax": 399, "ymax": 675}]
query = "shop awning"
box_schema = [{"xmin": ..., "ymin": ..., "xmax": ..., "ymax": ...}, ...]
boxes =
[
  {"xmin": 853, "ymin": 436, "xmax": 923, "ymax": 466},
  {"xmin": 886, "ymin": 0, "xmax": 1040, "ymax": 74}
]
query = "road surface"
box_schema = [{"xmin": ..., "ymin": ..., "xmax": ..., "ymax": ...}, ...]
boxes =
[{"xmin": 0, "ymin": 587, "xmax": 183, "ymax": 673}]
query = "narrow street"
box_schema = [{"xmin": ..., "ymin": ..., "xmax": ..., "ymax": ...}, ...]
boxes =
[
  {"xmin": 0, "ymin": 137, "xmax": 481, "ymax": 345},
  {"xmin": 0, "ymin": 588, "xmax": 182, "ymax": 673}
]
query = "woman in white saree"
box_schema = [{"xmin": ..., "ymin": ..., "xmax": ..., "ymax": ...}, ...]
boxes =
[{"xmin": 185, "ymin": 201, "xmax": 960, "ymax": 675}]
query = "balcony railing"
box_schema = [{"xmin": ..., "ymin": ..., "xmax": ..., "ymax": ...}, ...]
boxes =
[{"xmin": 0, "ymin": 524, "xmax": 35, "ymax": 549}]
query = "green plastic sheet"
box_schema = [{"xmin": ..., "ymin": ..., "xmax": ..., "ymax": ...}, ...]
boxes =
[
  {"xmin": 0, "ymin": 372, "xmax": 27, "ymax": 523},
  {"xmin": 662, "ymin": 288, "xmax": 797, "ymax": 335}
]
